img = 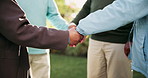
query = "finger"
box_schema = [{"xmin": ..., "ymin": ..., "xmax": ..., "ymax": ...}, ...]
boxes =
[
  {"xmin": 68, "ymin": 23, "xmax": 76, "ymax": 29},
  {"xmin": 69, "ymin": 44, "xmax": 73, "ymax": 47},
  {"xmin": 80, "ymin": 36, "xmax": 86, "ymax": 43},
  {"xmin": 69, "ymin": 44, "xmax": 76, "ymax": 47},
  {"xmin": 68, "ymin": 25, "xmax": 76, "ymax": 29},
  {"xmin": 72, "ymin": 45, "xmax": 76, "ymax": 47}
]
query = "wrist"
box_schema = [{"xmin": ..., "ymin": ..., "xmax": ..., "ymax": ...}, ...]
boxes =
[{"xmin": 68, "ymin": 23, "xmax": 76, "ymax": 26}]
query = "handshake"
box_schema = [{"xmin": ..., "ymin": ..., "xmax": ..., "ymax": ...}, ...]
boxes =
[{"xmin": 68, "ymin": 23, "xmax": 85, "ymax": 47}]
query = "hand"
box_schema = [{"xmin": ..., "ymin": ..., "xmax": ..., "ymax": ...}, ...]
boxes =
[
  {"xmin": 68, "ymin": 23, "xmax": 85, "ymax": 47},
  {"xmin": 68, "ymin": 23, "xmax": 79, "ymax": 47},
  {"xmin": 124, "ymin": 42, "xmax": 132, "ymax": 56},
  {"xmin": 68, "ymin": 27, "xmax": 83, "ymax": 46},
  {"xmin": 80, "ymin": 36, "xmax": 86, "ymax": 43},
  {"xmin": 68, "ymin": 23, "xmax": 76, "ymax": 29},
  {"xmin": 69, "ymin": 36, "xmax": 86, "ymax": 47}
]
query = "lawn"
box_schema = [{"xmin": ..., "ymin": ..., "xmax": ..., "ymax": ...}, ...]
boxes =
[
  {"xmin": 50, "ymin": 54, "xmax": 145, "ymax": 78},
  {"xmin": 50, "ymin": 54, "xmax": 87, "ymax": 78}
]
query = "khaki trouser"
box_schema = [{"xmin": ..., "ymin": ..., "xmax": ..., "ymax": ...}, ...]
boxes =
[
  {"xmin": 29, "ymin": 52, "xmax": 50, "ymax": 78},
  {"xmin": 87, "ymin": 39, "xmax": 132, "ymax": 78}
]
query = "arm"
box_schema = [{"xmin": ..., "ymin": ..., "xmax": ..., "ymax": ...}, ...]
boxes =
[
  {"xmin": 71, "ymin": 0, "xmax": 91, "ymax": 25},
  {"xmin": 46, "ymin": 0, "xmax": 68, "ymax": 30},
  {"xmin": 0, "ymin": 0, "xmax": 69, "ymax": 50},
  {"xmin": 76, "ymin": 0, "xmax": 148, "ymax": 35}
]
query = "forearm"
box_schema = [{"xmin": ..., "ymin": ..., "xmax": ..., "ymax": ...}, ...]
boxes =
[
  {"xmin": 47, "ymin": 15, "xmax": 68, "ymax": 30},
  {"xmin": 76, "ymin": 0, "xmax": 148, "ymax": 35},
  {"xmin": 0, "ymin": 1, "xmax": 69, "ymax": 50}
]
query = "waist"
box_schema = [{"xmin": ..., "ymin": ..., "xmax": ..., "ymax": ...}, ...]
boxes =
[
  {"xmin": 91, "ymin": 32, "xmax": 129, "ymax": 43},
  {"xmin": 27, "ymin": 47, "xmax": 49, "ymax": 54}
]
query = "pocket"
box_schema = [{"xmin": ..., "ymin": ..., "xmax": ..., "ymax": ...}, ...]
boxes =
[
  {"xmin": 124, "ymin": 41, "xmax": 132, "ymax": 57},
  {"xmin": 143, "ymin": 35, "xmax": 147, "ymax": 61},
  {"xmin": 140, "ymin": 35, "xmax": 146, "ymax": 61},
  {"xmin": 132, "ymin": 35, "xmax": 146, "ymax": 62}
]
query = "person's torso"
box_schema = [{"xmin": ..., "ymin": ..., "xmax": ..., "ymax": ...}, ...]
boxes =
[
  {"xmin": 17, "ymin": 0, "xmax": 49, "ymax": 54},
  {"xmin": 0, "ymin": 35, "xmax": 29, "ymax": 78},
  {"xmin": 90, "ymin": 0, "xmax": 133, "ymax": 43},
  {"xmin": 17, "ymin": 0, "xmax": 48, "ymax": 26},
  {"xmin": 90, "ymin": 0, "xmax": 114, "ymax": 12}
]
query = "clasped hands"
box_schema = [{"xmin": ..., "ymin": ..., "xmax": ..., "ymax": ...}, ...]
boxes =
[{"xmin": 68, "ymin": 24, "xmax": 85, "ymax": 47}]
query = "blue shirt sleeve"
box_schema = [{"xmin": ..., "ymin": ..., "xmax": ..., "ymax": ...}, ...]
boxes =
[
  {"xmin": 76, "ymin": 0, "xmax": 148, "ymax": 35},
  {"xmin": 46, "ymin": 0, "xmax": 68, "ymax": 30}
]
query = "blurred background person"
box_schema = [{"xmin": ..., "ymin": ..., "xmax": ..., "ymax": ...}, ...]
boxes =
[{"xmin": 17, "ymin": 0, "xmax": 68, "ymax": 78}]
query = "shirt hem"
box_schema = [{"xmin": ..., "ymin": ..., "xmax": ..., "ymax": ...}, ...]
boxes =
[{"xmin": 132, "ymin": 66, "xmax": 148, "ymax": 77}]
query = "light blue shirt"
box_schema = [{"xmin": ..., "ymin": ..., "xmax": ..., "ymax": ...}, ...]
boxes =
[
  {"xmin": 76, "ymin": 0, "xmax": 148, "ymax": 77},
  {"xmin": 17, "ymin": 0, "xmax": 68, "ymax": 54}
]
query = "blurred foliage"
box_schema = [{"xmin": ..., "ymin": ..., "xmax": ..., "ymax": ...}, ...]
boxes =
[
  {"xmin": 64, "ymin": 37, "xmax": 89, "ymax": 57},
  {"xmin": 55, "ymin": 0, "xmax": 79, "ymax": 22},
  {"xmin": 50, "ymin": 0, "xmax": 89, "ymax": 57}
]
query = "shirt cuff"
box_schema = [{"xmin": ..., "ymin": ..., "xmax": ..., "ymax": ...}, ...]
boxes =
[
  {"xmin": 76, "ymin": 27, "xmax": 86, "ymax": 36},
  {"xmin": 68, "ymin": 23, "xmax": 76, "ymax": 27}
]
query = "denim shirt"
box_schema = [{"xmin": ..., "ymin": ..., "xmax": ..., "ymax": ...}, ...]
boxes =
[
  {"xmin": 131, "ymin": 17, "xmax": 148, "ymax": 77},
  {"xmin": 17, "ymin": 0, "xmax": 68, "ymax": 54},
  {"xmin": 76, "ymin": 0, "xmax": 148, "ymax": 77}
]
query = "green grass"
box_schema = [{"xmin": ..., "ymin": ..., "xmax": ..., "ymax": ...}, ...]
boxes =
[
  {"xmin": 133, "ymin": 71, "xmax": 146, "ymax": 78},
  {"xmin": 50, "ymin": 54, "xmax": 87, "ymax": 78},
  {"xmin": 50, "ymin": 54, "xmax": 146, "ymax": 78}
]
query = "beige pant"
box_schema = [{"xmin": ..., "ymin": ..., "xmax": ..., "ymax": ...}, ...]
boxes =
[
  {"xmin": 87, "ymin": 39, "xmax": 132, "ymax": 78},
  {"xmin": 29, "ymin": 52, "xmax": 50, "ymax": 78}
]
